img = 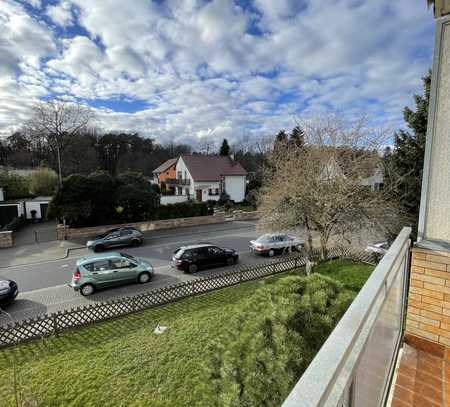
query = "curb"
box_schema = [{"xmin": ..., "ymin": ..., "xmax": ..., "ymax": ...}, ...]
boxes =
[
  {"xmin": 0, "ymin": 245, "xmax": 85, "ymax": 269},
  {"xmin": 0, "ymin": 221, "xmax": 259, "ymax": 270}
]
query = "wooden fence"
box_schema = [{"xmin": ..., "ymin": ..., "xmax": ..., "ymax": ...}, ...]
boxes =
[{"xmin": 0, "ymin": 247, "xmax": 377, "ymax": 348}]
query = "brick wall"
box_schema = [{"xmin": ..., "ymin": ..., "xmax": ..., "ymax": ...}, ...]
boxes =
[
  {"xmin": 406, "ymin": 247, "xmax": 450, "ymax": 346},
  {"xmin": 0, "ymin": 231, "xmax": 13, "ymax": 248}
]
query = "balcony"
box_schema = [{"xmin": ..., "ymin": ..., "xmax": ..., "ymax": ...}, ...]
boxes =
[
  {"xmin": 165, "ymin": 178, "xmax": 191, "ymax": 186},
  {"xmin": 282, "ymin": 227, "xmax": 412, "ymax": 407}
]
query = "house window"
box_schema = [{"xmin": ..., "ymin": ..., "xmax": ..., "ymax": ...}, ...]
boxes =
[
  {"xmin": 208, "ymin": 188, "xmax": 212, "ymax": 195},
  {"xmin": 177, "ymin": 171, "xmax": 182, "ymax": 179},
  {"xmin": 185, "ymin": 188, "xmax": 190, "ymax": 196},
  {"xmin": 177, "ymin": 187, "xmax": 182, "ymax": 195},
  {"xmin": 215, "ymin": 188, "xmax": 219, "ymax": 195}
]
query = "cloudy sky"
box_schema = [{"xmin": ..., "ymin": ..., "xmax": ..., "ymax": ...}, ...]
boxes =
[{"xmin": 0, "ymin": 0, "xmax": 435, "ymax": 146}]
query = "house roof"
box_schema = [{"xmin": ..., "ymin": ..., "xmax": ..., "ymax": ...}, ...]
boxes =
[
  {"xmin": 181, "ymin": 155, "xmax": 247, "ymax": 181},
  {"xmin": 153, "ymin": 158, "xmax": 178, "ymax": 174}
]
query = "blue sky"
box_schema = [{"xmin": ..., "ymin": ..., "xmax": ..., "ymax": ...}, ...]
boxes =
[{"xmin": 0, "ymin": 0, "xmax": 435, "ymax": 147}]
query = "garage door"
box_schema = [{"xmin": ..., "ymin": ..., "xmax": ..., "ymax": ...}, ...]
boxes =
[{"xmin": 0, "ymin": 205, "xmax": 19, "ymax": 227}]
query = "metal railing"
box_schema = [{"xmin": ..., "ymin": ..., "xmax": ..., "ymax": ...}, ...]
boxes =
[
  {"xmin": 282, "ymin": 227, "xmax": 411, "ymax": 407},
  {"xmin": 165, "ymin": 178, "xmax": 191, "ymax": 186}
]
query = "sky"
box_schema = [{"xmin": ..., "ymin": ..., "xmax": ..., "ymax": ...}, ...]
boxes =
[{"xmin": 0, "ymin": 0, "xmax": 436, "ymax": 147}]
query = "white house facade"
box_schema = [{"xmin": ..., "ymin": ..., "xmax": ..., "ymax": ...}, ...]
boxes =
[{"xmin": 156, "ymin": 155, "xmax": 247, "ymax": 204}]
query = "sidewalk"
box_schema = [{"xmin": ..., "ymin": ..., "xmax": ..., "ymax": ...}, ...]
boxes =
[{"xmin": 0, "ymin": 240, "xmax": 84, "ymax": 268}]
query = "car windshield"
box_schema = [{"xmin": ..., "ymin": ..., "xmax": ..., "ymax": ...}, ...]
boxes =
[
  {"xmin": 256, "ymin": 234, "xmax": 273, "ymax": 243},
  {"xmin": 120, "ymin": 252, "xmax": 137, "ymax": 261},
  {"xmin": 174, "ymin": 249, "xmax": 184, "ymax": 259}
]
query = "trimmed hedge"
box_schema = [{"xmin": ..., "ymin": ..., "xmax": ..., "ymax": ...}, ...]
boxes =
[{"xmin": 155, "ymin": 201, "xmax": 208, "ymax": 220}]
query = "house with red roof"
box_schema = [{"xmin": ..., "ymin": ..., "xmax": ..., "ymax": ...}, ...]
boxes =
[{"xmin": 153, "ymin": 154, "xmax": 247, "ymax": 203}]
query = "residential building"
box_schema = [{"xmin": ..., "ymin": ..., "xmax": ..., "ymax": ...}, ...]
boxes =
[
  {"xmin": 361, "ymin": 165, "xmax": 384, "ymax": 190},
  {"xmin": 152, "ymin": 158, "xmax": 178, "ymax": 194},
  {"xmin": 153, "ymin": 154, "xmax": 247, "ymax": 204}
]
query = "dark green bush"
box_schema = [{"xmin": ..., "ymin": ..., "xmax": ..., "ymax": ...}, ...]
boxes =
[
  {"xmin": 156, "ymin": 201, "xmax": 208, "ymax": 220},
  {"xmin": 49, "ymin": 171, "xmax": 206, "ymax": 226},
  {"xmin": 200, "ymin": 274, "xmax": 355, "ymax": 407},
  {"xmin": 1, "ymin": 216, "xmax": 25, "ymax": 232}
]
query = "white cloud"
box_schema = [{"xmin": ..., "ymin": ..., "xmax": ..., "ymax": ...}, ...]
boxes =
[
  {"xmin": 46, "ymin": 1, "xmax": 74, "ymax": 27},
  {"xmin": 0, "ymin": 0, "xmax": 436, "ymax": 147}
]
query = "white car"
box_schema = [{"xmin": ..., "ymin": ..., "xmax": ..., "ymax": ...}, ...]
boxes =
[
  {"xmin": 365, "ymin": 241, "xmax": 389, "ymax": 255},
  {"xmin": 250, "ymin": 233, "xmax": 304, "ymax": 257}
]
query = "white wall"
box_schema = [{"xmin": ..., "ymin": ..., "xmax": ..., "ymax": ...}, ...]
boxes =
[
  {"xmin": 224, "ymin": 176, "xmax": 246, "ymax": 202},
  {"xmin": 193, "ymin": 181, "xmax": 220, "ymax": 202},
  {"xmin": 25, "ymin": 201, "xmax": 50, "ymax": 219},
  {"xmin": 160, "ymin": 195, "xmax": 189, "ymax": 205},
  {"xmin": 175, "ymin": 157, "xmax": 194, "ymax": 196}
]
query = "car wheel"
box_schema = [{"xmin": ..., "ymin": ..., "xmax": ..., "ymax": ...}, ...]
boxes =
[
  {"xmin": 131, "ymin": 239, "xmax": 141, "ymax": 247},
  {"xmin": 80, "ymin": 283, "xmax": 95, "ymax": 296},
  {"xmin": 227, "ymin": 257, "xmax": 236, "ymax": 266},
  {"xmin": 94, "ymin": 244, "xmax": 104, "ymax": 252},
  {"xmin": 268, "ymin": 249, "xmax": 275, "ymax": 257},
  {"xmin": 188, "ymin": 264, "xmax": 198, "ymax": 273},
  {"xmin": 138, "ymin": 272, "xmax": 151, "ymax": 284}
]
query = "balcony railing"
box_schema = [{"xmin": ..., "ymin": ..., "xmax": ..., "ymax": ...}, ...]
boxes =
[
  {"xmin": 165, "ymin": 178, "xmax": 191, "ymax": 186},
  {"xmin": 282, "ymin": 226, "xmax": 411, "ymax": 407}
]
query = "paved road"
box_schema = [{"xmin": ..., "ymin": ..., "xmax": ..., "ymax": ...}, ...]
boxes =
[{"xmin": 0, "ymin": 221, "xmax": 280, "ymax": 324}]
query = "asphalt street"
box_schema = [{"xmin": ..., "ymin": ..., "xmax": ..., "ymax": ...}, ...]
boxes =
[{"xmin": 0, "ymin": 220, "xmax": 284, "ymax": 324}]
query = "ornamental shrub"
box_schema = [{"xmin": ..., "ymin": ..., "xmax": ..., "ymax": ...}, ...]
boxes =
[{"xmin": 200, "ymin": 274, "xmax": 355, "ymax": 407}]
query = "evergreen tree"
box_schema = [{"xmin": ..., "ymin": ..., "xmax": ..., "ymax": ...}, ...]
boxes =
[
  {"xmin": 219, "ymin": 139, "xmax": 230, "ymax": 156},
  {"xmin": 289, "ymin": 126, "xmax": 306, "ymax": 149},
  {"xmin": 273, "ymin": 130, "xmax": 288, "ymax": 155},
  {"xmin": 383, "ymin": 71, "xmax": 431, "ymax": 231}
]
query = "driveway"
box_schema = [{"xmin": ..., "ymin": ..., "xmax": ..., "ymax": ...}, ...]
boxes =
[{"xmin": 12, "ymin": 220, "xmax": 59, "ymax": 246}]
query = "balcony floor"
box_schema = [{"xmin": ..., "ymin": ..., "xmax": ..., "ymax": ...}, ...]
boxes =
[{"xmin": 391, "ymin": 341, "xmax": 450, "ymax": 407}]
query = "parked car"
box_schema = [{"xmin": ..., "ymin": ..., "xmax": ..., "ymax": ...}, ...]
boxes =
[
  {"xmin": 86, "ymin": 227, "xmax": 144, "ymax": 252},
  {"xmin": 249, "ymin": 233, "xmax": 304, "ymax": 257},
  {"xmin": 365, "ymin": 241, "xmax": 389, "ymax": 255},
  {"xmin": 69, "ymin": 252, "xmax": 154, "ymax": 296},
  {"xmin": 172, "ymin": 244, "xmax": 238, "ymax": 273},
  {"xmin": 0, "ymin": 279, "xmax": 18, "ymax": 306}
]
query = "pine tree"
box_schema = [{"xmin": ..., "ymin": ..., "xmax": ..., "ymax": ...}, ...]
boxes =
[
  {"xmin": 289, "ymin": 126, "xmax": 306, "ymax": 149},
  {"xmin": 383, "ymin": 71, "xmax": 431, "ymax": 230},
  {"xmin": 219, "ymin": 139, "xmax": 230, "ymax": 156},
  {"xmin": 273, "ymin": 130, "xmax": 288, "ymax": 155}
]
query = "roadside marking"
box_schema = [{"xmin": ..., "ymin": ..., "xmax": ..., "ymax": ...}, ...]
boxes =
[{"xmin": 61, "ymin": 264, "xmax": 69, "ymax": 268}]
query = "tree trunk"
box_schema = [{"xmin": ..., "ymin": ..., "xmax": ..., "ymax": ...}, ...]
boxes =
[
  {"xmin": 305, "ymin": 229, "xmax": 314, "ymax": 258},
  {"xmin": 319, "ymin": 232, "xmax": 328, "ymax": 261},
  {"xmin": 56, "ymin": 144, "xmax": 63, "ymax": 188}
]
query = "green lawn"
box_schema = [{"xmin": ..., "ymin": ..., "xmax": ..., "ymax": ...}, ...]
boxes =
[
  {"xmin": 314, "ymin": 259, "xmax": 374, "ymax": 291},
  {"xmin": 0, "ymin": 260, "xmax": 373, "ymax": 407}
]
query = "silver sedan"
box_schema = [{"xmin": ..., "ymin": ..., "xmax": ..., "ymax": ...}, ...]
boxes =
[{"xmin": 249, "ymin": 233, "xmax": 304, "ymax": 257}]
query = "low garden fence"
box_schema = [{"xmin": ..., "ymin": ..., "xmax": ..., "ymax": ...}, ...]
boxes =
[{"xmin": 0, "ymin": 246, "xmax": 377, "ymax": 348}]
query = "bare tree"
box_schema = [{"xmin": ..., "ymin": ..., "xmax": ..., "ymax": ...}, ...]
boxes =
[
  {"xmin": 258, "ymin": 115, "xmax": 406, "ymax": 260},
  {"xmin": 27, "ymin": 100, "xmax": 94, "ymax": 186}
]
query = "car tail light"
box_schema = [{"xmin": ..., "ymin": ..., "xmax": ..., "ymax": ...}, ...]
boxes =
[
  {"xmin": 255, "ymin": 244, "xmax": 264, "ymax": 251},
  {"xmin": 73, "ymin": 268, "xmax": 81, "ymax": 281},
  {"xmin": 176, "ymin": 260, "xmax": 183, "ymax": 265}
]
